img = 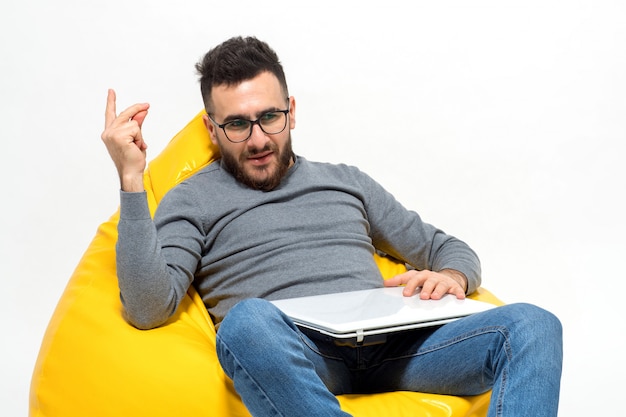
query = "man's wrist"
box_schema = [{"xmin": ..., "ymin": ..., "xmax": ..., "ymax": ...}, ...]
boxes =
[
  {"xmin": 120, "ymin": 173, "xmax": 145, "ymax": 192},
  {"xmin": 439, "ymin": 269, "xmax": 468, "ymax": 293}
]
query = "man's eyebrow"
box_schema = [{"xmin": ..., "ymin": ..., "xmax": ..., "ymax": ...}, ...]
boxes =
[{"xmin": 222, "ymin": 106, "xmax": 283, "ymax": 123}]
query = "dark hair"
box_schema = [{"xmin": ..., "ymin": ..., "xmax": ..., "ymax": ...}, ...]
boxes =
[{"xmin": 195, "ymin": 36, "xmax": 289, "ymax": 113}]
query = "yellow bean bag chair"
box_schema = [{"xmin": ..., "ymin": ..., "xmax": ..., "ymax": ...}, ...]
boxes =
[{"xmin": 30, "ymin": 111, "xmax": 503, "ymax": 417}]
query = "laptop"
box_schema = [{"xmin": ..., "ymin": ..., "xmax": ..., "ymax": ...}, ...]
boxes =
[{"xmin": 270, "ymin": 287, "xmax": 496, "ymax": 346}]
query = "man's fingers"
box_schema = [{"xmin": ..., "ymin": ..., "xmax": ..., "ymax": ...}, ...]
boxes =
[
  {"xmin": 104, "ymin": 89, "xmax": 150, "ymax": 129},
  {"xmin": 132, "ymin": 109, "xmax": 149, "ymax": 128},
  {"xmin": 418, "ymin": 280, "xmax": 438, "ymax": 299},
  {"xmin": 385, "ymin": 269, "xmax": 466, "ymax": 299},
  {"xmin": 383, "ymin": 271, "xmax": 424, "ymax": 297},
  {"xmin": 419, "ymin": 277, "xmax": 466, "ymax": 300},
  {"xmin": 104, "ymin": 89, "xmax": 117, "ymax": 128},
  {"xmin": 383, "ymin": 275, "xmax": 402, "ymax": 287},
  {"xmin": 403, "ymin": 276, "xmax": 422, "ymax": 297},
  {"xmin": 133, "ymin": 127, "xmax": 148, "ymax": 151},
  {"xmin": 117, "ymin": 102, "xmax": 150, "ymax": 124}
]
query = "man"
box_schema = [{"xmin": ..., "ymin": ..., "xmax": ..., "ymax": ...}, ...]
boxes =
[{"xmin": 101, "ymin": 36, "xmax": 562, "ymax": 417}]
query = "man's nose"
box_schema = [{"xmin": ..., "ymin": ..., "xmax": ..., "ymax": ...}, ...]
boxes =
[{"xmin": 247, "ymin": 123, "xmax": 270, "ymax": 148}]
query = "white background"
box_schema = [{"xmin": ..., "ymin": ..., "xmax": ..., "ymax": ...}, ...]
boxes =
[{"xmin": 1, "ymin": 1, "xmax": 624, "ymax": 416}]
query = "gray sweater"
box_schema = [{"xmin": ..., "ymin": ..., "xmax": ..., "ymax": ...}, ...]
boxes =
[{"xmin": 117, "ymin": 156, "xmax": 481, "ymax": 329}]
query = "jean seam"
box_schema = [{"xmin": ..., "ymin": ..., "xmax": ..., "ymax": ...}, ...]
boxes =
[
  {"xmin": 366, "ymin": 325, "xmax": 511, "ymax": 400},
  {"xmin": 217, "ymin": 334, "xmax": 284, "ymax": 417},
  {"xmin": 298, "ymin": 333, "xmax": 344, "ymax": 362},
  {"xmin": 378, "ymin": 325, "xmax": 509, "ymax": 363},
  {"xmin": 375, "ymin": 325, "xmax": 511, "ymax": 417}
]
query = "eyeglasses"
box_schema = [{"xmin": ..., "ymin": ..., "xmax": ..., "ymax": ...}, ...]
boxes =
[{"xmin": 208, "ymin": 106, "xmax": 290, "ymax": 143}]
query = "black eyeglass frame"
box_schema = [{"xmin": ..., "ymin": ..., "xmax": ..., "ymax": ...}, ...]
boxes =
[{"xmin": 207, "ymin": 103, "xmax": 291, "ymax": 143}]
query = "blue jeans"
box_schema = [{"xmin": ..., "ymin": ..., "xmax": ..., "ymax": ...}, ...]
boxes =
[{"xmin": 216, "ymin": 298, "xmax": 562, "ymax": 417}]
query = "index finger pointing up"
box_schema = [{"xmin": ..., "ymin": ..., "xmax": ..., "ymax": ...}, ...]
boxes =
[{"xmin": 105, "ymin": 88, "xmax": 117, "ymax": 128}]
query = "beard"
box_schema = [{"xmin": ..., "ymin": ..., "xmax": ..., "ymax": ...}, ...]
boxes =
[{"xmin": 220, "ymin": 134, "xmax": 294, "ymax": 192}]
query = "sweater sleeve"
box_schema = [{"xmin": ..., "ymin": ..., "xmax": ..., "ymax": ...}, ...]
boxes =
[
  {"xmin": 116, "ymin": 191, "xmax": 198, "ymax": 329},
  {"xmin": 357, "ymin": 171, "xmax": 482, "ymax": 295}
]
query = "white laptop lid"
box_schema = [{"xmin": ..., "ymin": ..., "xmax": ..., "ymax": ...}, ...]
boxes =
[{"xmin": 270, "ymin": 287, "xmax": 496, "ymax": 345}]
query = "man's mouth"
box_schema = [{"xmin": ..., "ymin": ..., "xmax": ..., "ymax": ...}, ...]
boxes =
[{"xmin": 247, "ymin": 151, "xmax": 273, "ymax": 166}]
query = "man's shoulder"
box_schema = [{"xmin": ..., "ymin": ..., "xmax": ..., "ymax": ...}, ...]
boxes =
[
  {"xmin": 175, "ymin": 160, "xmax": 225, "ymax": 187},
  {"xmin": 160, "ymin": 160, "xmax": 227, "ymax": 200},
  {"xmin": 298, "ymin": 156, "xmax": 362, "ymax": 177}
]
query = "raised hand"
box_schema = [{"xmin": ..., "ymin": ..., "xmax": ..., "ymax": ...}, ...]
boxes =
[{"xmin": 100, "ymin": 89, "xmax": 150, "ymax": 192}]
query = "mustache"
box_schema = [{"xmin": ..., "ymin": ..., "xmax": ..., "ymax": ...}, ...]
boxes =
[{"xmin": 243, "ymin": 144, "xmax": 275, "ymax": 158}]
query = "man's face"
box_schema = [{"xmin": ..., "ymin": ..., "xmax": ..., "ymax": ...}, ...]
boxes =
[{"xmin": 204, "ymin": 71, "xmax": 296, "ymax": 191}]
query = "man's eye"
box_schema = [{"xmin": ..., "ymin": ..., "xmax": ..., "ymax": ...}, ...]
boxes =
[
  {"xmin": 261, "ymin": 112, "xmax": 279, "ymax": 122},
  {"xmin": 226, "ymin": 120, "xmax": 250, "ymax": 131}
]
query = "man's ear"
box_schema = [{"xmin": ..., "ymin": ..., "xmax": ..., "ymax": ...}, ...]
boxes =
[
  {"xmin": 203, "ymin": 113, "xmax": 218, "ymax": 145},
  {"xmin": 288, "ymin": 96, "xmax": 296, "ymax": 130}
]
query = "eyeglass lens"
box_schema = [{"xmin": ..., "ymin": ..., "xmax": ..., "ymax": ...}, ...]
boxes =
[{"xmin": 224, "ymin": 111, "xmax": 288, "ymax": 142}]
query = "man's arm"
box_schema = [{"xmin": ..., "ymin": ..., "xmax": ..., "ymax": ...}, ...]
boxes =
[
  {"xmin": 101, "ymin": 90, "xmax": 192, "ymax": 329},
  {"xmin": 355, "ymin": 167, "xmax": 481, "ymax": 299}
]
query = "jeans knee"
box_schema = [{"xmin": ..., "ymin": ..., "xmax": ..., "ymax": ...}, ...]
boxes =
[
  {"xmin": 216, "ymin": 299, "xmax": 275, "ymax": 373},
  {"xmin": 217, "ymin": 298, "xmax": 299, "ymax": 357},
  {"xmin": 216, "ymin": 298, "xmax": 305, "ymax": 381},
  {"xmin": 219, "ymin": 298, "xmax": 277, "ymax": 341},
  {"xmin": 504, "ymin": 303, "xmax": 563, "ymax": 350},
  {"xmin": 514, "ymin": 303, "xmax": 561, "ymax": 331},
  {"xmin": 223, "ymin": 298, "xmax": 272, "ymax": 323}
]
